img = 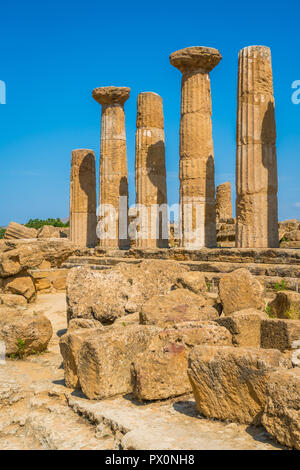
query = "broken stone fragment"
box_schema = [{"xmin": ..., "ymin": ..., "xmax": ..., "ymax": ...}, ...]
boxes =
[
  {"xmin": 216, "ymin": 308, "xmax": 267, "ymax": 347},
  {"xmin": 187, "ymin": 345, "xmax": 290, "ymax": 425},
  {"xmin": 261, "ymin": 318, "xmax": 300, "ymax": 352},
  {"xmin": 219, "ymin": 268, "xmax": 264, "ymax": 315},
  {"xmin": 262, "ymin": 368, "xmax": 300, "ymax": 450},
  {"xmin": 267, "ymin": 291, "xmax": 300, "ymax": 319},
  {"xmin": 131, "ymin": 321, "xmax": 231, "ymax": 401},
  {"xmin": 140, "ymin": 288, "xmax": 218, "ymax": 327},
  {"xmin": 77, "ymin": 324, "xmax": 159, "ymax": 400},
  {"xmin": 0, "ymin": 310, "xmax": 52, "ymax": 356}
]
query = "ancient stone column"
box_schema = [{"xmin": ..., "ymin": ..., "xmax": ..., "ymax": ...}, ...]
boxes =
[
  {"xmin": 236, "ymin": 46, "xmax": 279, "ymax": 248},
  {"xmin": 135, "ymin": 92, "xmax": 168, "ymax": 248},
  {"xmin": 69, "ymin": 149, "xmax": 97, "ymax": 247},
  {"xmin": 92, "ymin": 86, "xmax": 130, "ymax": 249},
  {"xmin": 170, "ymin": 47, "xmax": 222, "ymax": 249},
  {"xmin": 216, "ymin": 182, "xmax": 232, "ymax": 222}
]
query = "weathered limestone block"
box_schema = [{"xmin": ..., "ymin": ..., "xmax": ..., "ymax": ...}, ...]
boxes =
[
  {"xmin": 67, "ymin": 260, "xmax": 187, "ymax": 325},
  {"xmin": 261, "ymin": 318, "xmax": 300, "ymax": 352},
  {"xmin": 69, "ymin": 149, "xmax": 97, "ymax": 247},
  {"xmin": 173, "ymin": 271, "xmax": 207, "ymax": 295},
  {"xmin": 236, "ymin": 46, "xmax": 279, "ymax": 248},
  {"xmin": 37, "ymin": 225, "xmax": 67, "ymax": 239},
  {"xmin": 0, "ymin": 294, "xmax": 27, "ymax": 309},
  {"xmin": 219, "ymin": 268, "xmax": 264, "ymax": 315},
  {"xmin": 170, "ymin": 46, "xmax": 222, "ymax": 248},
  {"xmin": 267, "ymin": 291, "xmax": 300, "ymax": 319},
  {"xmin": 135, "ymin": 92, "xmax": 168, "ymax": 248},
  {"xmin": 131, "ymin": 322, "xmax": 231, "ymax": 401},
  {"xmin": 3, "ymin": 275, "xmax": 36, "ymax": 302},
  {"xmin": 4, "ymin": 222, "xmax": 37, "ymax": 240},
  {"xmin": 78, "ymin": 325, "xmax": 159, "ymax": 399},
  {"xmin": 67, "ymin": 318, "xmax": 100, "ymax": 331},
  {"xmin": 60, "ymin": 327, "xmax": 102, "ymax": 388},
  {"xmin": 187, "ymin": 345, "xmax": 290, "ymax": 425},
  {"xmin": 140, "ymin": 288, "xmax": 218, "ymax": 326},
  {"xmin": 216, "ymin": 182, "xmax": 232, "ymax": 222},
  {"xmin": 0, "ymin": 239, "xmax": 78, "ymax": 275},
  {"xmin": 29, "ymin": 268, "xmax": 68, "ymax": 293},
  {"xmin": 0, "ymin": 311, "xmax": 52, "ymax": 356},
  {"xmin": 262, "ymin": 368, "xmax": 300, "ymax": 450},
  {"xmin": 92, "ymin": 86, "xmax": 130, "ymax": 249},
  {"xmin": 217, "ymin": 309, "xmax": 267, "ymax": 347}
]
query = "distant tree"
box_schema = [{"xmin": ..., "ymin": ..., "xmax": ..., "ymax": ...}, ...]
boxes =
[
  {"xmin": 0, "ymin": 228, "xmax": 6, "ymax": 239},
  {"xmin": 25, "ymin": 218, "xmax": 69, "ymax": 230}
]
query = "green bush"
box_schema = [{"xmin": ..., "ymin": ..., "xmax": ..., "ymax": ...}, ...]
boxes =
[
  {"xmin": 0, "ymin": 228, "xmax": 6, "ymax": 239},
  {"xmin": 25, "ymin": 218, "xmax": 69, "ymax": 230}
]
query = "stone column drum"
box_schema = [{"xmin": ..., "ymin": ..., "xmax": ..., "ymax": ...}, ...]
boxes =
[
  {"xmin": 216, "ymin": 182, "xmax": 232, "ymax": 221},
  {"xmin": 170, "ymin": 47, "xmax": 222, "ymax": 249},
  {"xmin": 92, "ymin": 86, "xmax": 130, "ymax": 248},
  {"xmin": 236, "ymin": 46, "xmax": 279, "ymax": 248},
  {"xmin": 135, "ymin": 92, "xmax": 168, "ymax": 248},
  {"xmin": 69, "ymin": 149, "xmax": 97, "ymax": 247}
]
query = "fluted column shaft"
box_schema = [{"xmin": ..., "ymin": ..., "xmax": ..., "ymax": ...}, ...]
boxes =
[
  {"xmin": 93, "ymin": 86, "xmax": 130, "ymax": 249},
  {"xmin": 216, "ymin": 182, "xmax": 232, "ymax": 221},
  {"xmin": 135, "ymin": 92, "xmax": 168, "ymax": 248},
  {"xmin": 69, "ymin": 149, "xmax": 97, "ymax": 247},
  {"xmin": 236, "ymin": 46, "xmax": 279, "ymax": 248},
  {"xmin": 170, "ymin": 47, "xmax": 222, "ymax": 249}
]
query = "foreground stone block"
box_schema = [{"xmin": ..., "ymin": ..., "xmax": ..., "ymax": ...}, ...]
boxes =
[
  {"xmin": 219, "ymin": 268, "xmax": 264, "ymax": 315},
  {"xmin": 4, "ymin": 222, "xmax": 37, "ymax": 240},
  {"xmin": 0, "ymin": 294, "xmax": 27, "ymax": 309},
  {"xmin": 60, "ymin": 328, "xmax": 102, "ymax": 388},
  {"xmin": 261, "ymin": 318, "xmax": 300, "ymax": 352},
  {"xmin": 132, "ymin": 322, "xmax": 231, "ymax": 401},
  {"xmin": 188, "ymin": 345, "xmax": 289, "ymax": 425},
  {"xmin": 262, "ymin": 368, "xmax": 300, "ymax": 450},
  {"xmin": 37, "ymin": 225, "xmax": 68, "ymax": 239},
  {"xmin": 174, "ymin": 271, "xmax": 207, "ymax": 295},
  {"xmin": 78, "ymin": 325, "xmax": 159, "ymax": 399},
  {"xmin": 267, "ymin": 291, "xmax": 300, "ymax": 319},
  {"xmin": 0, "ymin": 311, "xmax": 52, "ymax": 356},
  {"xmin": 3, "ymin": 275, "xmax": 36, "ymax": 302},
  {"xmin": 217, "ymin": 309, "xmax": 267, "ymax": 347},
  {"xmin": 67, "ymin": 260, "xmax": 187, "ymax": 324},
  {"xmin": 140, "ymin": 288, "xmax": 218, "ymax": 326}
]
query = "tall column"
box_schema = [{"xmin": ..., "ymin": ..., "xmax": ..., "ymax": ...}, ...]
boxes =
[
  {"xmin": 92, "ymin": 86, "xmax": 130, "ymax": 249},
  {"xmin": 236, "ymin": 46, "xmax": 279, "ymax": 248},
  {"xmin": 135, "ymin": 92, "xmax": 168, "ymax": 248},
  {"xmin": 69, "ymin": 149, "xmax": 97, "ymax": 247},
  {"xmin": 216, "ymin": 182, "xmax": 232, "ymax": 221},
  {"xmin": 170, "ymin": 47, "xmax": 222, "ymax": 249}
]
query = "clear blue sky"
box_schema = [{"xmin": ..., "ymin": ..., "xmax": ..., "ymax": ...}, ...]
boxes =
[{"xmin": 0, "ymin": 0, "xmax": 299, "ymax": 226}]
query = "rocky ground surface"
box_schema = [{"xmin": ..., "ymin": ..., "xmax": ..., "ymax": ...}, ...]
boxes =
[{"xmin": 0, "ymin": 293, "xmax": 285, "ymax": 450}]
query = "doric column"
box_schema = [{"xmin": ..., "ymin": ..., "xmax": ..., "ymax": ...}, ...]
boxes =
[
  {"xmin": 135, "ymin": 92, "xmax": 168, "ymax": 248},
  {"xmin": 170, "ymin": 47, "xmax": 222, "ymax": 248},
  {"xmin": 69, "ymin": 149, "xmax": 97, "ymax": 247},
  {"xmin": 236, "ymin": 46, "xmax": 279, "ymax": 248},
  {"xmin": 216, "ymin": 182, "xmax": 232, "ymax": 222},
  {"xmin": 92, "ymin": 86, "xmax": 130, "ymax": 249}
]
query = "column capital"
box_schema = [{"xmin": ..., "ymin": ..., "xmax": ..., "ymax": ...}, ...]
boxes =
[
  {"xmin": 92, "ymin": 86, "xmax": 130, "ymax": 106},
  {"xmin": 170, "ymin": 46, "xmax": 222, "ymax": 74}
]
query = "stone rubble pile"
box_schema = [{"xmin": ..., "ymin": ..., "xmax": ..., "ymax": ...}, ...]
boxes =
[{"xmin": 60, "ymin": 259, "xmax": 300, "ymax": 449}]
